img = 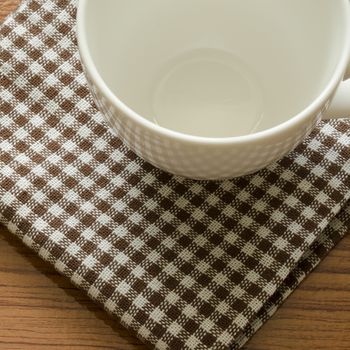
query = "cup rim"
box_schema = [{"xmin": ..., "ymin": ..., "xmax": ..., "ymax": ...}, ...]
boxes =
[{"xmin": 77, "ymin": 0, "xmax": 350, "ymax": 146}]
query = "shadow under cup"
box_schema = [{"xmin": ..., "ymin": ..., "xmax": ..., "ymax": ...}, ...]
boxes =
[{"xmin": 84, "ymin": 0, "xmax": 344, "ymax": 138}]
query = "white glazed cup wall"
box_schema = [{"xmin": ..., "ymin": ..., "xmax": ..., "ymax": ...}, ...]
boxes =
[
  {"xmin": 78, "ymin": 1, "xmax": 350, "ymax": 180},
  {"xmin": 83, "ymin": 61, "xmax": 325, "ymax": 180}
]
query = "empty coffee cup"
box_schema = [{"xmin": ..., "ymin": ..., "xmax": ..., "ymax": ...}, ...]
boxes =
[{"xmin": 78, "ymin": 0, "xmax": 350, "ymax": 179}]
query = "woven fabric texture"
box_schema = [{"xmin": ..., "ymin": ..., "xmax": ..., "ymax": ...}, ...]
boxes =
[{"xmin": 0, "ymin": 1, "xmax": 349, "ymax": 349}]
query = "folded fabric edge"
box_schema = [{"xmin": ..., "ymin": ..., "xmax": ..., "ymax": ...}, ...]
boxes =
[
  {"xmin": 1, "ymin": 198, "xmax": 349, "ymax": 350},
  {"xmin": 233, "ymin": 202, "xmax": 350, "ymax": 349}
]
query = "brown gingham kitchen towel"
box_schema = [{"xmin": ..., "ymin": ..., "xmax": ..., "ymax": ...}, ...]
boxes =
[{"xmin": 1, "ymin": 1, "xmax": 350, "ymax": 349}]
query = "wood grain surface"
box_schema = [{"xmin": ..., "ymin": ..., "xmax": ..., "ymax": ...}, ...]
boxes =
[
  {"xmin": 0, "ymin": 0, "xmax": 18, "ymax": 19},
  {"xmin": 1, "ymin": 1, "xmax": 350, "ymax": 349}
]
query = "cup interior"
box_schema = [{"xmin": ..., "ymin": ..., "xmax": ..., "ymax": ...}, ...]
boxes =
[{"xmin": 81, "ymin": 0, "xmax": 347, "ymax": 138}]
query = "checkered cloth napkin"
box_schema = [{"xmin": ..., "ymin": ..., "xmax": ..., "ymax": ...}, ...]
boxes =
[{"xmin": 1, "ymin": 1, "xmax": 350, "ymax": 349}]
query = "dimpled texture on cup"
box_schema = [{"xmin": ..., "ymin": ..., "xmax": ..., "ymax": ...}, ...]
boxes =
[{"xmin": 86, "ymin": 66, "xmax": 323, "ymax": 180}]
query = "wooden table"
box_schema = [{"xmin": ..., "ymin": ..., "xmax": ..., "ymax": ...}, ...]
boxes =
[{"xmin": 1, "ymin": 1, "xmax": 350, "ymax": 349}]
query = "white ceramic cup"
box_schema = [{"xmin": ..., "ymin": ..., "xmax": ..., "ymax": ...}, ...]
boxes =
[{"xmin": 77, "ymin": 0, "xmax": 350, "ymax": 180}]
